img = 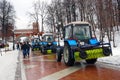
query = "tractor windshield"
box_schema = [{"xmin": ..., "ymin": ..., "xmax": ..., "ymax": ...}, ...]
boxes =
[
  {"xmin": 73, "ymin": 25, "xmax": 91, "ymax": 40},
  {"xmin": 32, "ymin": 38, "xmax": 40, "ymax": 43},
  {"xmin": 44, "ymin": 35, "xmax": 54, "ymax": 42}
]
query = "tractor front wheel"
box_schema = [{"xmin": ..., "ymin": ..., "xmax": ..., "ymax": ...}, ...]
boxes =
[{"xmin": 86, "ymin": 59, "xmax": 97, "ymax": 64}]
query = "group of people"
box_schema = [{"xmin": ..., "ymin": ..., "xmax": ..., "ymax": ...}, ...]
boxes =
[
  {"xmin": 21, "ymin": 41, "xmax": 31, "ymax": 58},
  {"xmin": 17, "ymin": 42, "xmax": 31, "ymax": 58}
]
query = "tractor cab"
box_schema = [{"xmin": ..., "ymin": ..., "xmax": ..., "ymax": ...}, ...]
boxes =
[
  {"xmin": 31, "ymin": 38, "xmax": 41, "ymax": 51},
  {"xmin": 64, "ymin": 22, "xmax": 92, "ymax": 43},
  {"xmin": 43, "ymin": 35, "xmax": 54, "ymax": 42},
  {"xmin": 56, "ymin": 21, "xmax": 112, "ymax": 66},
  {"xmin": 41, "ymin": 33, "xmax": 57, "ymax": 54}
]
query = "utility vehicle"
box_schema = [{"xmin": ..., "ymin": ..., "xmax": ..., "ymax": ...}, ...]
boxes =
[
  {"xmin": 41, "ymin": 33, "xmax": 57, "ymax": 54},
  {"xmin": 31, "ymin": 38, "xmax": 41, "ymax": 51},
  {"xmin": 56, "ymin": 21, "xmax": 112, "ymax": 66}
]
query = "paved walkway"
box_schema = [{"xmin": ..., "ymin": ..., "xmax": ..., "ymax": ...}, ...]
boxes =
[{"xmin": 19, "ymin": 50, "xmax": 120, "ymax": 80}]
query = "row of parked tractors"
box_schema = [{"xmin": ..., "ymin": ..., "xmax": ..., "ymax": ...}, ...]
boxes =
[
  {"xmin": 31, "ymin": 33, "xmax": 57, "ymax": 54},
  {"xmin": 31, "ymin": 21, "xmax": 112, "ymax": 66}
]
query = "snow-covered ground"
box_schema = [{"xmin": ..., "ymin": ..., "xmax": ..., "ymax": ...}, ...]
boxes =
[
  {"xmin": 0, "ymin": 50, "xmax": 18, "ymax": 80},
  {"xmin": 0, "ymin": 29, "xmax": 120, "ymax": 80},
  {"xmin": 98, "ymin": 30, "xmax": 120, "ymax": 66},
  {"xmin": 0, "ymin": 43, "xmax": 18, "ymax": 80}
]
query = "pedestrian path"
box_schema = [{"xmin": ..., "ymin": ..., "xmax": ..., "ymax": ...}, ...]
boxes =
[
  {"xmin": 22, "ymin": 53, "xmax": 68, "ymax": 80},
  {"xmin": 21, "ymin": 50, "xmax": 120, "ymax": 80}
]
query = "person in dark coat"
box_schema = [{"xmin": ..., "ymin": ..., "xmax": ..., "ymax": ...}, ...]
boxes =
[
  {"xmin": 26, "ymin": 41, "xmax": 31, "ymax": 57},
  {"xmin": 21, "ymin": 42, "xmax": 28, "ymax": 58},
  {"xmin": 16, "ymin": 42, "xmax": 20, "ymax": 50}
]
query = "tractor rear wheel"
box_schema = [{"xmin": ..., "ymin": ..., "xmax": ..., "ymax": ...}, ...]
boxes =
[
  {"xmin": 41, "ymin": 47, "xmax": 46, "ymax": 54},
  {"xmin": 56, "ymin": 51, "xmax": 62, "ymax": 62},
  {"xmin": 63, "ymin": 43, "xmax": 75, "ymax": 66}
]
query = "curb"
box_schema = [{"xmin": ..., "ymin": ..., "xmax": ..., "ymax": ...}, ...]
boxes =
[
  {"xmin": 21, "ymin": 59, "xmax": 27, "ymax": 80},
  {"xmin": 15, "ymin": 50, "xmax": 27, "ymax": 80},
  {"xmin": 20, "ymin": 50, "xmax": 27, "ymax": 80}
]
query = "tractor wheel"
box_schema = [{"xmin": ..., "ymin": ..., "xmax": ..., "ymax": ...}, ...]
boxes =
[
  {"xmin": 63, "ymin": 43, "xmax": 75, "ymax": 66},
  {"xmin": 103, "ymin": 48, "xmax": 111, "ymax": 56},
  {"xmin": 41, "ymin": 47, "xmax": 45, "ymax": 54},
  {"xmin": 56, "ymin": 48, "xmax": 62, "ymax": 62},
  {"xmin": 52, "ymin": 48, "xmax": 56, "ymax": 53},
  {"xmin": 32, "ymin": 48, "xmax": 34, "ymax": 51},
  {"xmin": 86, "ymin": 59, "xmax": 97, "ymax": 64}
]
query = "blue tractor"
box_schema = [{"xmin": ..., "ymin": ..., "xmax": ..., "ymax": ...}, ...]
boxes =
[
  {"xmin": 31, "ymin": 38, "xmax": 41, "ymax": 51},
  {"xmin": 56, "ymin": 21, "xmax": 112, "ymax": 66},
  {"xmin": 41, "ymin": 33, "xmax": 57, "ymax": 54}
]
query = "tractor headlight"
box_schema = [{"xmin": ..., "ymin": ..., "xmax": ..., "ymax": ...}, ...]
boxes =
[
  {"xmin": 48, "ymin": 42, "xmax": 52, "ymax": 45},
  {"xmin": 35, "ymin": 43, "xmax": 38, "ymax": 45},
  {"xmin": 80, "ymin": 42, "xmax": 84, "ymax": 45}
]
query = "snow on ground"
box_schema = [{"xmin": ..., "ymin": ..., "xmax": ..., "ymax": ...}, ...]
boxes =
[
  {"xmin": 98, "ymin": 46, "xmax": 120, "ymax": 67},
  {"xmin": 98, "ymin": 30, "xmax": 120, "ymax": 67},
  {"xmin": 0, "ymin": 43, "xmax": 18, "ymax": 80}
]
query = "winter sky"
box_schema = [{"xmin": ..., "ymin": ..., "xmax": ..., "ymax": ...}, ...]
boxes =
[{"xmin": 8, "ymin": 0, "xmax": 51, "ymax": 29}]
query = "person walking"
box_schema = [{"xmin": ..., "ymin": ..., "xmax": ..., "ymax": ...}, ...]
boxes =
[
  {"xmin": 21, "ymin": 42, "xmax": 27, "ymax": 58},
  {"xmin": 26, "ymin": 41, "xmax": 31, "ymax": 57},
  {"xmin": 16, "ymin": 42, "xmax": 20, "ymax": 50}
]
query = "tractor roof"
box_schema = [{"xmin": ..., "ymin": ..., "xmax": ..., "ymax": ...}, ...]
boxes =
[
  {"xmin": 42, "ymin": 33, "xmax": 53, "ymax": 36},
  {"xmin": 66, "ymin": 21, "xmax": 90, "ymax": 26}
]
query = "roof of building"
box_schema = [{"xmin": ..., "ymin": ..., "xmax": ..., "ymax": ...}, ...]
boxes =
[{"xmin": 14, "ymin": 29, "xmax": 33, "ymax": 34}]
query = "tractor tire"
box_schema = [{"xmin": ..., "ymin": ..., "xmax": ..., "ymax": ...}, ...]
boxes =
[
  {"xmin": 52, "ymin": 48, "xmax": 56, "ymax": 53},
  {"xmin": 86, "ymin": 59, "xmax": 97, "ymax": 64},
  {"xmin": 41, "ymin": 47, "xmax": 46, "ymax": 54},
  {"xmin": 63, "ymin": 43, "xmax": 75, "ymax": 66},
  {"xmin": 56, "ymin": 48, "xmax": 62, "ymax": 62},
  {"xmin": 32, "ymin": 48, "xmax": 34, "ymax": 51},
  {"xmin": 103, "ymin": 48, "xmax": 111, "ymax": 56}
]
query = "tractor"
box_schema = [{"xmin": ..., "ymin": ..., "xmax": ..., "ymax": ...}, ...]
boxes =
[
  {"xmin": 41, "ymin": 33, "xmax": 57, "ymax": 54},
  {"xmin": 31, "ymin": 38, "xmax": 41, "ymax": 51},
  {"xmin": 56, "ymin": 21, "xmax": 112, "ymax": 66}
]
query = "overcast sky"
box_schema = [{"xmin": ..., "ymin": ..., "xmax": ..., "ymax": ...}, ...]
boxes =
[{"xmin": 8, "ymin": 0, "xmax": 51, "ymax": 30}]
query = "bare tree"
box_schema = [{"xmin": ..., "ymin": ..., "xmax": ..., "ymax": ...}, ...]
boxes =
[
  {"xmin": 44, "ymin": 0, "xmax": 119, "ymax": 47},
  {"xmin": 117, "ymin": 0, "xmax": 120, "ymax": 23},
  {"xmin": 76, "ymin": 0, "xmax": 86, "ymax": 21},
  {"xmin": 28, "ymin": 2, "xmax": 40, "ymax": 34},
  {"xmin": 46, "ymin": 0, "xmax": 65, "ymax": 33},
  {"xmin": 28, "ymin": 0, "xmax": 47, "ymax": 35},
  {"xmin": 46, "ymin": 3, "xmax": 56, "ymax": 32},
  {"xmin": 0, "ymin": 0, "xmax": 15, "ymax": 41},
  {"xmin": 38, "ymin": 1, "xmax": 47, "ymax": 32}
]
